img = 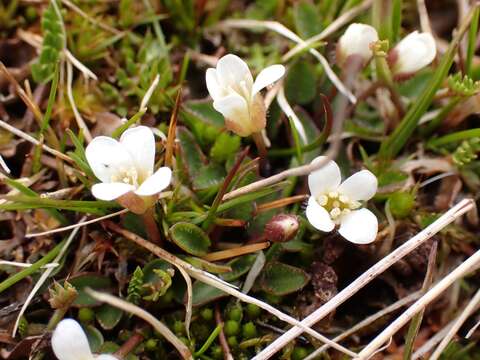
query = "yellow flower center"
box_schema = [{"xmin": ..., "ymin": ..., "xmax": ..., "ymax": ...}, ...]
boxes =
[
  {"xmin": 316, "ymin": 191, "xmax": 361, "ymax": 221},
  {"xmin": 110, "ymin": 167, "xmax": 139, "ymax": 187}
]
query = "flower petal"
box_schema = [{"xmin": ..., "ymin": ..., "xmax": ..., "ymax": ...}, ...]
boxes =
[
  {"xmin": 216, "ymin": 54, "xmax": 253, "ymax": 90},
  {"xmin": 206, "ymin": 68, "xmax": 222, "ymax": 100},
  {"xmin": 338, "ymin": 23, "xmax": 378, "ymax": 63},
  {"xmin": 305, "ymin": 196, "xmax": 335, "ymax": 232},
  {"xmin": 52, "ymin": 319, "xmax": 94, "ymax": 360},
  {"xmin": 120, "ymin": 126, "xmax": 155, "ymax": 180},
  {"xmin": 135, "ymin": 167, "xmax": 172, "ymax": 196},
  {"xmin": 85, "ymin": 136, "xmax": 134, "ymax": 183},
  {"xmin": 96, "ymin": 355, "xmax": 118, "ymax": 360},
  {"xmin": 91, "ymin": 182, "xmax": 134, "ymax": 201},
  {"xmin": 252, "ymin": 64, "xmax": 285, "ymax": 95},
  {"xmin": 338, "ymin": 208, "xmax": 378, "ymax": 244},
  {"xmin": 213, "ymin": 93, "xmax": 253, "ymax": 136},
  {"xmin": 338, "ymin": 170, "xmax": 377, "ymax": 201},
  {"xmin": 393, "ymin": 31, "xmax": 436, "ymax": 75},
  {"xmin": 307, "ymin": 156, "xmax": 342, "ymax": 197}
]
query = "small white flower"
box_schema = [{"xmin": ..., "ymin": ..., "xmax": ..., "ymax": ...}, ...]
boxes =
[
  {"xmin": 306, "ymin": 156, "xmax": 378, "ymax": 244},
  {"xmin": 206, "ymin": 54, "xmax": 285, "ymax": 137},
  {"xmin": 85, "ymin": 126, "xmax": 172, "ymax": 214},
  {"xmin": 389, "ymin": 31, "xmax": 436, "ymax": 78},
  {"xmin": 337, "ymin": 23, "xmax": 379, "ymax": 66},
  {"xmin": 52, "ymin": 319, "xmax": 117, "ymax": 360}
]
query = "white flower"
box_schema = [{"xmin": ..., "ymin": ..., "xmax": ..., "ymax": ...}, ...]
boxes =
[
  {"xmin": 52, "ymin": 319, "xmax": 117, "ymax": 360},
  {"xmin": 206, "ymin": 54, "xmax": 285, "ymax": 137},
  {"xmin": 337, "ymin": 23, "xmax": 379, "ymax": 66},
  {"xmin": 389, "ymin": 31, "xmax": 436, "ymax": 77},
  {"xmin": 306, "ymin": 156, "xmax": 378, "ymax": 244},
  {"xmin": 85, "ymin": 126, "xmax": 172, "ymax": 214}
]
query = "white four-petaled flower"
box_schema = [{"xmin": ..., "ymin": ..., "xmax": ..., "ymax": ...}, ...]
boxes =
[
  {"xmin": 306, "ymin": 157, "xmax": 378, "ymax": 244},
  {"xmin": 337, "ymin": 23, "xmax": 379, "ymax": 66},
  {"xmin": 52, "ymin": 319, "xmax": 117, "ymax": 360},
  {"xmin": 389, "ymin": 31, "xmax": 436, "ymax": 78},
  {"xmin": 85, "ymin": 126, "xmax": 172, "ymax": 214},
  {"xmin": 206, "ymin": 54, "xmax": 285, "ymax": 137}
]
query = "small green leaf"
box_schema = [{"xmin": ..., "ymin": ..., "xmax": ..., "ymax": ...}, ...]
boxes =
[
  {"xmin": 192, "ymin": 281, "xmax": 228, "ymax": 306},
  {"xmin": 84, "ymin": 325, "xmax": 104, "ymax": 352},
  {"xmin": 210, "ymin": 132, "xmax": 241, "ymax": 163},
  {"xmin": 294, "ymin": 2, "xmax": 322, "ymax": 38},
  {"xmin": 285, "ymin": 61, "xmax": 317, "ymax": 105},
  {"xmin": 260, "ymin": 262, "xmax": 310, "ymax": 295},
  {"xmin": 69, "ymin": 274, "xmax": 113, "ymax": 307},
  {"xmin": 96, "ymin": 304, "xmax": 123, "ymax": 330},
  {"xmin": 221, "ymin": 254, "xmax": 257, "ymax": 282},
  {"xmin": 169, "ymin": 222, "xmax": 211, "ymax": 256}
]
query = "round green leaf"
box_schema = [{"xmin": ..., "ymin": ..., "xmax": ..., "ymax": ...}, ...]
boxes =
[
  {"xmin": 285, "ymin": 61, "xmax": 317, "ymax": 105},
  {"xmin": 169, "ymin": 222, "xmax": 211, "ymax": 256},
  {"xmin": 96, "ymin": 304, "xmax": 123, "ymax": 330},
  {"xmin": 260, "ymin": 262, "xmax": 310, "ymax": 296}
]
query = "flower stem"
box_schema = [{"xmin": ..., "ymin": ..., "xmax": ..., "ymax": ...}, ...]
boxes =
[
  {"xmin": 115, "ymin": 332, "xmax": 144, "ymax": 359},
  {"xmin": 142, "ymin": 208, "xmax": 162, "ymax": 245},
  {"xmin": 252, "ymin": 131, "xmax": 269, "ymax": 176}
]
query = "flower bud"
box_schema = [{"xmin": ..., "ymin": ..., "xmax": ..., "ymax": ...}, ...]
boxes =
[
  {"xmin": 206, "ymin": 54, "xmax": 285, "ymax": 137},
  {"xmin": 264, "ymin": 214, "xmax": 299, "ymax": 243},
  {"xmin": 337, "ymin": 23, "xmax": 379, "ymax": 67},
  {"xmin": 48, "ymin": 281, "xmax": 78, "ymax": 309},
  {"xmin": 388, "ymin": 31, "xmax": 436, "ymax": 79}
]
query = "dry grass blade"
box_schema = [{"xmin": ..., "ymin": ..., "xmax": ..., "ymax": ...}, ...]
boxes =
[
  {"xmin": 282, "ymin": 0, "xmax": 373, "ymax": 61},
  {"xmin": 304, "ymin": 291, "xmax": 423, "ymax": 360},
  {"xmin": 105, "ymin": 221, "xmax": 358, "ymax": 357},
  {"xmin": 66, "ymin": 60, "xmax": 92, "ymax": 142},
  {"xmin": 202, "ymin": 242, "xmax": 270, "ymax": 262},
  {"xmin": 355, "ymin": 248, "xmax": 480, "ymax": 359},
  {"xmin": 252, "ymin": 199, "xmax": 474, "ymax": 360},
  {"xmin": 165, "ymin": 89, "xmax": 181, "ymax": 167},
  {"xmin": 26, "ymin": 209, "xmax": 129, "ymax": 237},
  {"xmin": 12, "ymin": 217, "xmax": 86, "ymax": 337},
  {"xmin": 0, "ymin": 119, "xmax": 73, "ymax": 163},
  {"xmin": 402, "ymin": 241, "xmax": 438, "ymax": 359},
  {"xmin": 86, "ymin": 289, "xmax": 193, "ymax": 360},
  {"xmin": 429, "ymin": 288, "xmax": 480, "ymax": 360}
]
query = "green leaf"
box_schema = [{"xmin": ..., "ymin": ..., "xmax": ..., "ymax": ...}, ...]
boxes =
[
  {"xmin": 169, "ymin": 222, "xmax": 211, "ymax": 256},
  {"xmin": 31, "ymin": 0, "xmax": 65, "ymax": 83},
  {"xmin": 191, "ymin": 281, "xmax": 228, "ymax": 306},
  {"xmin": 210, "ymin": 132, "xmax": 241, "ymax": 163},
  {"xmin": 96, "ymin": 304, "xmax": 123, "ymax": 330},
  {"xmin": 84, "ymin": 325, "xmax": 104, "ymax": 353},
  {"xmin": 285, "ymin": 61, "xmax": 317, "ymax": 105},
  {"xmin": 221, "ymin": 254, "xmax": 257, "ymax": 282},
  {"xmin": 260, "ymin": 261, "xmax": 310, "ymax": 295},
  {"xmin": 294, "ymin": 2, "xmax": 322, "ymax": 38},
  {"xmin": 69, "ymin": 274, "xmax": 113, "ymax": 307}
]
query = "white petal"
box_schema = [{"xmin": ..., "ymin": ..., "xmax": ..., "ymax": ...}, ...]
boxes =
[
  {"xmin": 120, "ymin": 126, "xmax": 155, "ymax": 180},
  {"xmin": 96, "ymin": 355, "xmax": 118, "ymax": 360},
  {"xmin": 338, "ymin": 23, "xmax": 378, "ymax": 63},
  {"xmin": 206, "ymin": 68, "xmax": 222, "ymax": 100},
  {"xmin": 91, "ymin": 182, "xmax": 134, "ymax": 201},
  {"xmin": 252, "ymin": 64, "xmax": 285, "ymax": 95},
  {"xmin": 135, "ymin": 167, "xmax": 172, "ymax": 196},
  {"xmin": 216, "ymin": 54, "xmax": 253, "ymax": 91},
  {"xmin": 338, "ymin": 170, "xmax": 378, "ymax": 201},
  {"xmin": 339, "ymin": 208, "xmax": 378, "ymax": 244},
  {"xmin": 52, "ymin": 319, "xmax": 94, "ymax": 360},
  {"xmin": 85, "ymin": 136, "xmax": 134, "ymax": 183},
  {"xmin": 213, "ymin": 93, "xmax": 253, "ymax": 136},
  {"xmin": 307, "ymin": 156, "xmax": 342, "ymax": 197},
  {"xmin": 393, "ymin": 31, "xmax": 436, "ymax": 75},
  {"xmin": 305, "ymin": 196, "xmax": 335, "ymax": 232}
]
